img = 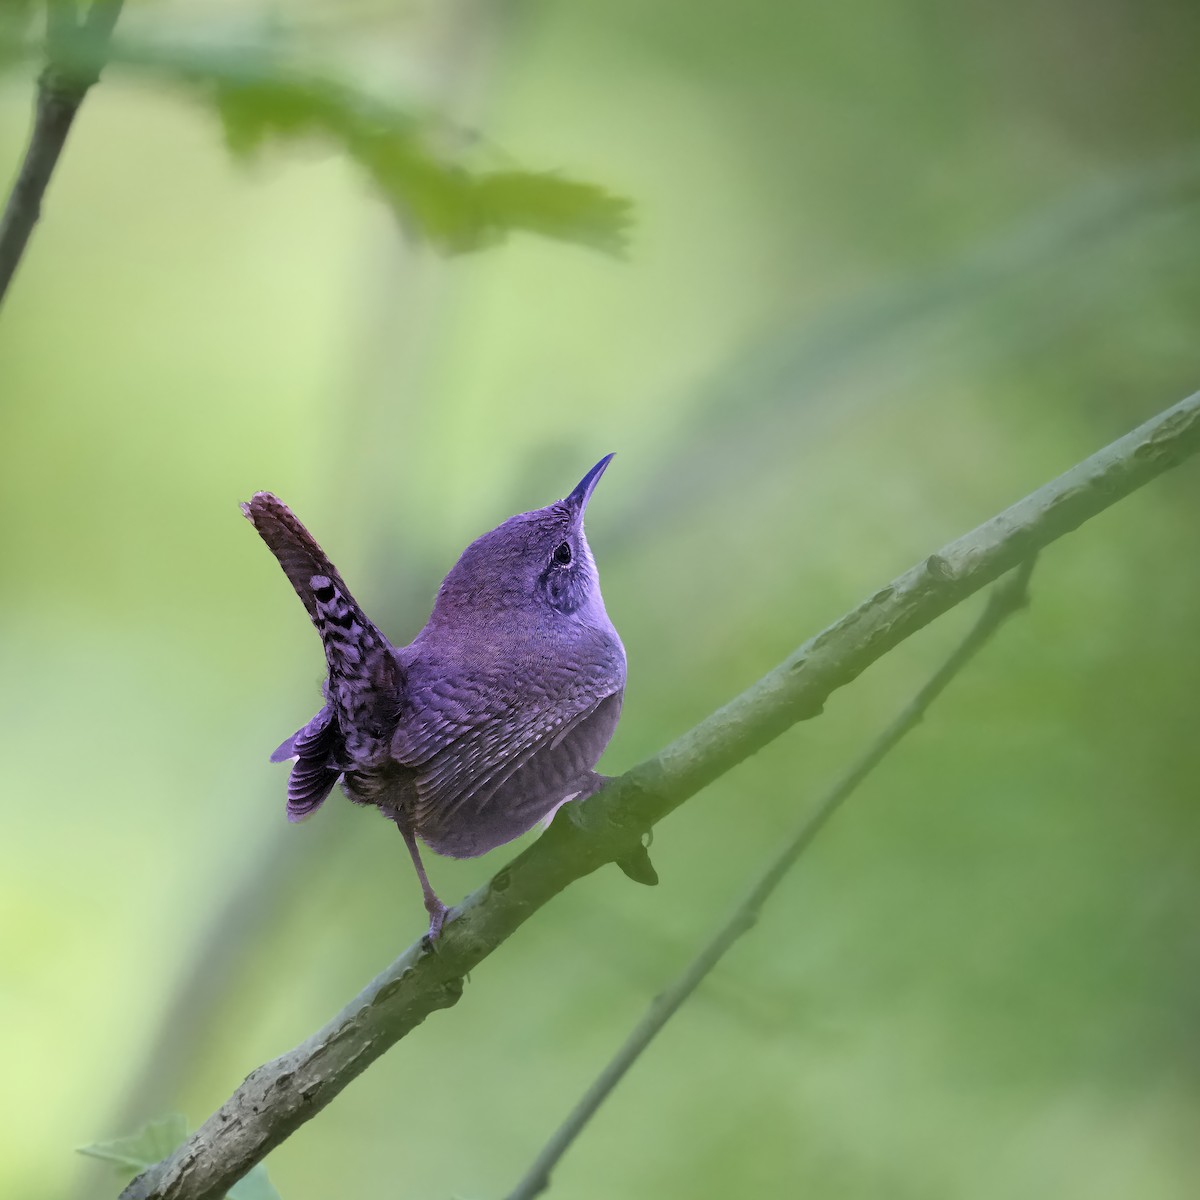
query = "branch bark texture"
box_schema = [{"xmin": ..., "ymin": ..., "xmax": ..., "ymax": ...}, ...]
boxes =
[
  {"xmin": 122, "ymin": 392, "xmax": 1200, "ymax": 1200},
  {"xmin": 506, "ymin": 557, "xmax": 1036, "ymax": 1200},
  {"xmin": 0, "ymin": 0, "xmax": 125, "ymax": 310}
]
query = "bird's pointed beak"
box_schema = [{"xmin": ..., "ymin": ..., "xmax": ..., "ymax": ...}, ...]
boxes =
[{"xmin": 565, "ymin": 453, "xmax": 615, "ymax": 516}]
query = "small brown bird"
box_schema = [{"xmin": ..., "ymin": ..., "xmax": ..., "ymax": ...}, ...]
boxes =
[{"xmin": 243, "ymin": 457, "xmax": 650, "ymax": 940}]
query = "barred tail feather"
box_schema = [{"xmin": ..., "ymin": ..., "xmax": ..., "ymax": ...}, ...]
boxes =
[
  {"xmin": 242, "ymin": 492, "xmax": 366, "ymax": 627},
  {"xmin": 244, "ymin": 492, "xmax": 400, "ymax": 791},
  {"xmin": 273, "ymin": 706, "xmax": 342, "ymax": 821},
  {"xmin": 287, "ymin": 756, "xmax": 342, "ymax": 822},
  {"xmin": 242, "ymin": 491, "xmax": 394, "ymax": 681}
]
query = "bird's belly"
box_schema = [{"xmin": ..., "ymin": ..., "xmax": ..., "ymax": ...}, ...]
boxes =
[{"xmin": 419, "ymin": 691, "xmax": 622, "ymax": 859}]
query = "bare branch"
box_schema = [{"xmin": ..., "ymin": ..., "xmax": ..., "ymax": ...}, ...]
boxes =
[
  {"xmin": 0, "ymin": 0, "xmax": 125, "ymax": 310},
  {"xmin": 505, "ymin": 557, "xmax": 1037, "ymax": 1200},
  {"xmin": 122, "ymin": 392, "xmax": 1200, "ymax": 1200}
]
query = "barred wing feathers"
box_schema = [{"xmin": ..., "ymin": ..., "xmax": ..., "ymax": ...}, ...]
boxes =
[{"xmin": 392, "ymin": 667, "xmax": 622, "ymax": 858}]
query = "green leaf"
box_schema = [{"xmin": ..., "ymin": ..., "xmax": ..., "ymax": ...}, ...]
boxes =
[
  {"xmin": 0, "ymin": 0, "xmax": 34, "ymax": 34},
  {"xmin": 229, "ymin": 1163, "xmax": 282, "ymax": 1200},
  {"xmin": 210, "ymin": 73, "xmax": 632, "ymax": 256},
  {"xmin": 0, "ymin": 0, "xmax": 35, "ymax": 69},
  {"xmin": 77, "ymin": 1115, "xmax": 281, "ymax": 1199},
  {"xmin": 46, "ymin": 30, "xmax": 633, "ymax": 255},
  {"xmin": 77, "ymin": 1113, "xmax": 188, "ymax": 1178},
  {"xmin": 473, "ymin": 171, "xmax": 633, "ymax": 256}
]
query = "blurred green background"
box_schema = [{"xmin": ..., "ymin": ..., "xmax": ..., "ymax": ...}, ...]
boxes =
[{"xmin": 2, "ymin": 1, "xmax": 1199, "ymax": 1197}]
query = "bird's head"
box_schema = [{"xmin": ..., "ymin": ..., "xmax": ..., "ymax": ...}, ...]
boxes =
[{"xmin": 430, "ymin": 455, "xmax": 616, "ymax": 628}]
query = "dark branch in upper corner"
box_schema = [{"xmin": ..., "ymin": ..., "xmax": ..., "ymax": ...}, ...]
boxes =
[
  {"xmin": 122, "ymin": 392, "xmax": 1200, "ymax": 1200},
  {"xmin": 504, "ymin": 556, "xmax": 1037, "ymax": 1200},
  {"xmin": 0, "ymin": 0, "xmax": 125, "ymax": 311}
]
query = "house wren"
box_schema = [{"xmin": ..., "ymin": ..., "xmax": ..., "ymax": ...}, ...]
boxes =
[{"xmin": 243, "ymin": 456, "xmax": 651, "ymax": 940}]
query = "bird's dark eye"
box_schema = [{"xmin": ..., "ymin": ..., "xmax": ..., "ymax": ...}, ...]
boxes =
[{"xmin": 553, "ymin": 541, "xmax": 572, "ymax": 566}]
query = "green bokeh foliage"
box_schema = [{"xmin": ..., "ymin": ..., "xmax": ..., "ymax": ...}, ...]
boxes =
[{"xmin": 1, "ymin": 1, "xmax": 1198, "ymax": 1198}]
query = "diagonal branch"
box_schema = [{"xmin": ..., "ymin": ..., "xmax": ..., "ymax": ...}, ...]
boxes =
[
  {"xmin": 105, "ymin": 156, "xmax": 1200, "ymax": 1154},
  {"xmin": 122, "ymin": 391, "xmax": 1200, "ymax": 1200},
  {"xmin": 505, "ymin": 557, "xmax": 1037, "ymax": 1200},
  {"xmin": 0, "ymin": 0, "xmax": 125, "ymax": 310}
]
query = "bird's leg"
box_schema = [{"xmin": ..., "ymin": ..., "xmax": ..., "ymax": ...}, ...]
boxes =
[{"xmin": 395, "ymin": 820, "xmax": 450, "ymax": 941}]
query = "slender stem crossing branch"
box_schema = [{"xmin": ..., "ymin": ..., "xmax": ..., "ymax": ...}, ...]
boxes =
[
  {"xmin": 0, "ymin": 0, "xmax": 125, "ymax": 310},
  {"xmin": 122, "ymin": 392, "xmax": 1200, "ymax": 1200},
  {"xmin": 505, "ymin": 557, "xmax": 1036, "ymax": 1200}
]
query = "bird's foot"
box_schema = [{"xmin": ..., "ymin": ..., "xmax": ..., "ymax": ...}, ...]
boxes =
[{"xmin": 423, "ymin": 899, "xmax": 450, "ymax": 946}]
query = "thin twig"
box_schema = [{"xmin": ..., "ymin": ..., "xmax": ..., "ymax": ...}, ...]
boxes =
[
  {"xmin": 0, "ymin": 0, "xmax": 125, "ymax": 310},
  {"xmin": 505, "ymin": 557, "xmax": 1036, "ymax": 1200},
  {"xmin": 121, "ymin": 392, "xmax": 1200, "ymax": 1200}
]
